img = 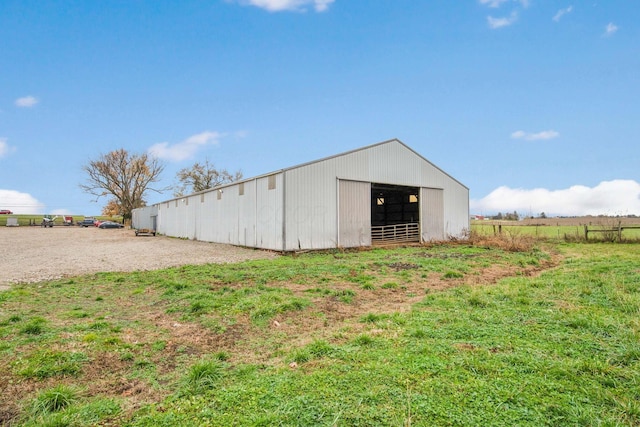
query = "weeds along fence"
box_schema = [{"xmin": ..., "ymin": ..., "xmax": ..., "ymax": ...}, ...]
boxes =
[
  {"xmin": 472, "ymin": 221, "xmax": 640, "ymax": 243},
  {"xmin": 583, "ymin": 223, "xmax": 640, "ymax": 242}
]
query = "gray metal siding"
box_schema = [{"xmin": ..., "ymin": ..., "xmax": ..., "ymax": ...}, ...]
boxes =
[
  {"xmin": 338, "ymin": 180, "xmax": 371, "ymax": 247},
  {"xmin": 132, "ymin": 139, "xmax": 469, "ymax": 250},
  {"xmin": 132, "ymin": 205, "xmax": 158, "ymax": 230},
  {"xmin": 256, "ymin": 174, "xmax": 284, "ymax": 250},
  {"xmin": 152, "ymin": 174, "xmax": 283, "ymax": 249},
  {"xmin": 285, "ymin": 140, "xmax": 469, "ymax": 245},
  {"xmin": 421, "ymin": 188, "xmax": 444, "ymax": 241},
  {"xmin": 283, "ymin": 165, "xmax": 337, "ymax": 250}
]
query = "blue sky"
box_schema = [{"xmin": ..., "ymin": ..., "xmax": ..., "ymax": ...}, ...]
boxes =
[{"xmin": 1, "ymin": 0, "xmax": 639, "ymax": 217}]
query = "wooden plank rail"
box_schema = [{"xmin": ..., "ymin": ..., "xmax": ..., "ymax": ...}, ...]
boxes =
[{"xmin": 584, "ymin": 223, "xmax": 640, "ymax": 241}]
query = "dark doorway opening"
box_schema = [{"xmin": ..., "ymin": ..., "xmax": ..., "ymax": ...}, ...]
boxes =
[{"xmin": 371, "ymin": 184, "xmax": 420, "ymax": 243}]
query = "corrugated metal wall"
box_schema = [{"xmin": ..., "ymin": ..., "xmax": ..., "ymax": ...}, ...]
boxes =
[
  {"xmin": 133, "ymin": 139, "xmax": 469, "ymax": 250},
  {"xmin": 282, "ymin": 140, "xmax": 469, "ymax": 249},
  {"xmin": 132, "ymin": 205, "xmax": 157, "ymax": 230},
  {"xmin": 283, "ymin": 163, "xmax": 337, "ymax": 250},
  {"xmin": 338, "ymin": 180, "xmax": 371, "ymax": 248},
  {"xmin": 421, "ymin": 187, "xmax": 444, "ymax": 241},
  {"xmin": 153, "ymin": 173, "xmax": 284, "ymax": 250}
]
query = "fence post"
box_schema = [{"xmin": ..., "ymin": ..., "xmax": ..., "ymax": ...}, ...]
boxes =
[
  {"xmin": 618, "ymin": 221, "xmax": 622, "ymax": 242},
  {"xmin": 584, "ymin": 225, "xmax": 588, "ymax": 241}
]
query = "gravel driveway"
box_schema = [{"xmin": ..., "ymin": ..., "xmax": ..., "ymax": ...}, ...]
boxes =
[{"xmin": 0, "ymin": 226, "xmax": 278, "ymax": 289}]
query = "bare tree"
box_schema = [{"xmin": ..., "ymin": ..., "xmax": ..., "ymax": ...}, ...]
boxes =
[
  {"xmin": 174, "ymin": 158, "xmax": 242, "ymax": 197},
  {"xmin": 81, "ymin": 149, "xmax": 167, "ymax": 220}
]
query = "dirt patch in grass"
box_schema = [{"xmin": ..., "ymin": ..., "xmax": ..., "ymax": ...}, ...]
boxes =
[
  {"xmin": 0, "ymin": 238, "xmax": 561, "ymax": 425},
  {"xmin": 213, "ymin": 248, "xmax": 561, "ymax": 366}
]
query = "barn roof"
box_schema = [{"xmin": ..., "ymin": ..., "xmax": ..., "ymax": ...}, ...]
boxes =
[
  {"xmin": 166, "ymin": 138, "xmax": 467, "ymax": 203},
  {"xmin": 280, "ymin": 138, "xmax": 468, "ymax": 190}
]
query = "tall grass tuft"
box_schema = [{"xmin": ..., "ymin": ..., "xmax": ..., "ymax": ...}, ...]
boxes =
[
  {"xmin": 30, "ymin": 384, "xmax": 80, "ymax": 415},
  {"xmin": 20, "ymin": 317, "xmax": 47, "ymax": 335},
  {"xmin": 184, "ymin": 359, "xmax": 225, "ymax": 392}
]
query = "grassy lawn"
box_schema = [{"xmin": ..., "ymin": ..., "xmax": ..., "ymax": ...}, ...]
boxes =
[
  {"xmin": 1, "ymin": 242, "xmax": 639, "ymax": 426},
  {"xmin": 472, "ymin": 220, "xmax": 640, "ymax": 241}
]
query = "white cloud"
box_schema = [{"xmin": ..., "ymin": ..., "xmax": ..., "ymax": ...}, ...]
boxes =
[
  {"xmin": 479, "ymin": 0, "xmax": 528, "ymax": 8},
  {"xmin": 148, "ymin": 131, "xmax": 222, "ymax": 162},
  {"xmin": 479, "ymin": 0, "xmax": 509, "ymax": 7},
  {"xmin": 511, "ymin": 130, "xmax": 559, "ymax": 141},
  {"xmin": 552, "ymin": 6, "xmax": 573, "ymax": 22},
  {"xmin": 0, "ymin": 189, "xmax": 45, "ymax": 214},
  {"xmin": 15, "ymin": 95, "xmax": 39, "ymax": 108},
  {"xmin": 235, "ymin": 0, "xmax": 334, "ymax": 12},
  {"xmin": 604, "ymin": 22, "xmax": 618, "ymax": 37},
  {"xmin": 487, "ymin": 12, "xmax": 518, "ymax": 29},
  {"xmin": 471, "ymin": 180, "xmax": 640, "ymax": 216},
  {"xmin": 0, "ymin": 138, "xmax": 17, "ymax": 158}
]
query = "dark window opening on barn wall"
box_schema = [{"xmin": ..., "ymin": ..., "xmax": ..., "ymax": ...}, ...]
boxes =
[{"xmin": 371, "ymin": 183, "xmax": 420, "ymax": 243}]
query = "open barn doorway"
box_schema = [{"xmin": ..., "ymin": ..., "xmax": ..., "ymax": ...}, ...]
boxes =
[{"xmin": 371, "ymin": 184, "xmax": 420, "ymax": 244}]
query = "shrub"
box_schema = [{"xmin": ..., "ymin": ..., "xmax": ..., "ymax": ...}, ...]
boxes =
[{"xmin": 467, "ymin": 229, "xmax": 535, "ymax": 252}]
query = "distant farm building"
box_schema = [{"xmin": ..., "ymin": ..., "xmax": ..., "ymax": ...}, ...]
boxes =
[{"xmin": 132, "ymin": 139, "xmax": 469, "ymax": 251}]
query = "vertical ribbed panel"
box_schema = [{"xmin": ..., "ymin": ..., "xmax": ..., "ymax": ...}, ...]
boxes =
[
  {"xmin": 338, "ymin": 180, "xmax": 371, "ymax": 247},
  {"xmin": 421, "ymin": 187, "xmax": 444, "ymax": 241},
  {"xmin": 133, "ymin": 139, "xmax": 469, "ymax": 250}
]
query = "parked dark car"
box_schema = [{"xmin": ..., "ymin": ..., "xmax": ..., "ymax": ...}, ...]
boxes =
[
  {"xmin": 0, "ymin": 210, "xmax": 12, "ymax": 214},
  {"xmin": 78, "ymin": 218, "xmax": 96, "ymax": 227},
  {"xmin": 98, "ymin": 221, "xmax": 124, "ymax": 229}
]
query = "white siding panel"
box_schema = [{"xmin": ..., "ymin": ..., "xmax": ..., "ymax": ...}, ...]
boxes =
[
  {"xmin": 256, "ymin": 174, "xmax": 284, "ymax": 250},
  {"xmin": 283, "ymin": 164, "xmax": 337, "ymax": 250},
  {"xmin": 132, "ymin": 205, "xmax": 157, "ymax": 230},
  {"xmin": 421, "ymin": 188, "xmax": 444, "ymax": 241},
  {"xmin": 338, "ymin": 180, "xmax": 371, "ymax": 247},
  {"xmin": 133, "ymin": 139, "xmax": 469, "ymax": 250}
]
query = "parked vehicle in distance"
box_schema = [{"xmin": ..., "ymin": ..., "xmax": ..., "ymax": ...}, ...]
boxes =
[
  {"xmin": 41, "ymin": 215, "xmax": 57, "ymax": 227},
  {"xmin": 0, "ymin": 210, "xmax": 12, "ymax": 214},
  {"xmin": 98, "ymin": 221, "xmax": 124, "ymax": 229},
  {"xmin": 78, "ymin": 218, "xmax": 96, "ymax": 227}
]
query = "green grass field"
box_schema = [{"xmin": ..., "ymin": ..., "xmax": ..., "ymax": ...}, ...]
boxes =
[
  {"xmin": 472, "ymin": 221, "xmax": 640, "ymax": 241},
  {"xmin": 1, "ymin": 242, "xmax": 639, "ymax": 426}
]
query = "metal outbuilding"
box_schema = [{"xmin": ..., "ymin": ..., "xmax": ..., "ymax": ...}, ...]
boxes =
[{"xmin": 132, "ymin": 139, "xmax": 469, "ymax": 251}]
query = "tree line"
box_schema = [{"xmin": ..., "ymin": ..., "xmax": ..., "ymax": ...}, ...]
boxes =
[{"xmin": 81, "ymin": 149, "xmax": 242, "ymax": 220}]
